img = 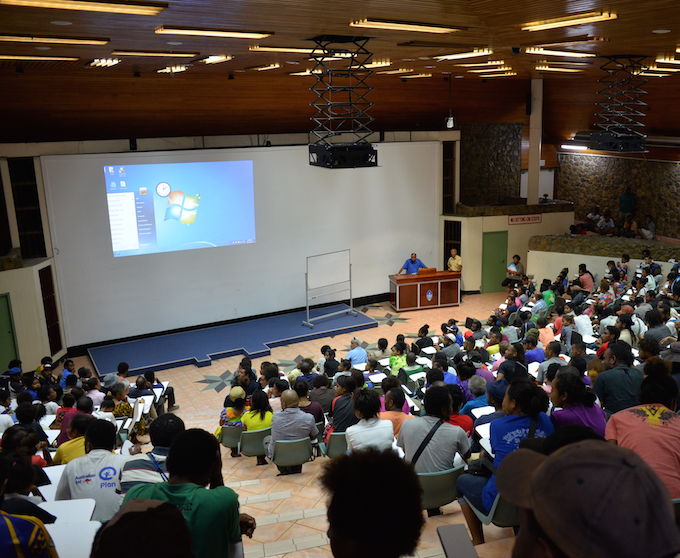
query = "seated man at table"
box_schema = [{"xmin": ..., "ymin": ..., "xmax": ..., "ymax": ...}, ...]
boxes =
[
  {"xmin": 346, "ymin": 337, "xmax": 368, "ymax": 366},
  {"xmin": 397, "ymin": 253, "xmax": 426, "ymax": 275}
]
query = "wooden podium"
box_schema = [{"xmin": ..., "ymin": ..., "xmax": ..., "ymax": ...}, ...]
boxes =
[{"xmin": 389, "ymin": 270, "xmax": 460, "ymax": 312}]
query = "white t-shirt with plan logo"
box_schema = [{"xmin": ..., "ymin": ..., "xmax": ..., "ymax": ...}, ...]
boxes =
[{"xmin": 55, "ymin": 448, "xmax": 131, "ymax": 521}]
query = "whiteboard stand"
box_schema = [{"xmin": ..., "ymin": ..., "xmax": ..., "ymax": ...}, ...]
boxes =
[{"xmin": 303, "ymin": 249, "xmax": 358, "ymax": 328}]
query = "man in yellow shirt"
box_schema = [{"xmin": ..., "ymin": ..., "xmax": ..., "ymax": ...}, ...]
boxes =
[
  {"xmin": 447, "ymin": 248, "xmax": 462, "ymax": 273},
  {"xmin": 53, "ymin": 414, "xmax": 93, "ymax": 464}
]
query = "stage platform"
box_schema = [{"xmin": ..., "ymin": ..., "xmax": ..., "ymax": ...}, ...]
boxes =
[{"xmin": 88, "ymin": 304, "xmax": 376, "ymax": 376}]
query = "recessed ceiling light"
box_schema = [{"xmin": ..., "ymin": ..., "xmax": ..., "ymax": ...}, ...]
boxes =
[
  {"xmin": 478, "ymin": 72, "xmax": 516, "ymax": 77},
  {"xmin": 35, "ymin": 46, "xmax": 51, "ymax": 50},
  {"xmin": 285, "ymin": 60, "xmax": 300, "ymax": 65},
  {"xmin": 418, "ymin": 56, "xmax": 430, "ymax": 60},
  {"xmin": 535, "ymin": 65, "xmax": 583, "ymax": 72},
  {"xmin": 111, "ymin": 50, "xmax": 198, "ymax": 57},
  {"xmin": 2, "ymin": 0, "xmax": 167, "ymax": 16},
  {"xmin": 521, "ymin": 11, "xmax": 617, "ymax": 32},
  {"xmin": 50, "ymin": 21, "xmax": 72, "ymax": 25},
  {"xmin": 365, "ymin": 59, "xmax": 391, "ymax": 68},
  {"xmin": 377, "ymin": 68, "xmax": 414, "ymax": 74},
  {"xmin": 402, "ymin": 58, "xmax": 416, "ymax": 61},
  {"xmin": 401, "ymin": 73, "xmax": 432, "ymax": 78},
  {"xmin": 653, "ymin": 29, "xmax": 671, "ymax": 34},
  {"xmin": 234, "ymin": 69, "xmax": 245, "ymax": 72},
  {"xmin": 167, "ymin": 41, "xmax": 183, "ymax": 46},
  {"xmin": 424, "ymin": 65, "xmax": 436, "ymax": 68},
  {"xmin": 0, "ymin": 54, "xmax": 78, "ymax": 60},
  {"xmin": 157, "ymin": 65, "xmax": 187, "ymax": 74},
  {"xmin": 0, "ymin": 34, "xmax": 109, "ymax": 45},
  {"xmin": 455, "ymin": 75, "xmax": 463, "ymax": 78},
  {"xmin": 90, "ymin": 58, "xmax": 119, "ymax": 67},
  {"xmin": 525, "ymin": 47, "xmax": 595, "ymax": 58},
  {"xmin": 435, "ymin": 48, "xmax": 493, "ymax": 61},
  {"xmin": 202, "ymin": 55, "xmax": 233, "ymax": 64}
]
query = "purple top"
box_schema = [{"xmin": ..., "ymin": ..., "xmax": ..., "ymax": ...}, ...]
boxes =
[
  {"xmin": 475, "ymin": 368, "xmax": 495, "ymax": 384},
  {"xmin": 549, "ymin": 402, "xmax": 607, "ymax": 437}
]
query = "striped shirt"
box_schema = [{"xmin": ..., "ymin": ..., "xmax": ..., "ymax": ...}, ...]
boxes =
[
  {"xmin": 119, "ymin": 447, "xmax": 169, "ymax": 496},
  {"xmin": 0, "ymin": 511, "xmax": 58, "ymax": 558}
]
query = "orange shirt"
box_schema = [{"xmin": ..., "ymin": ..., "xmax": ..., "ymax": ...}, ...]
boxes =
[{"xmin": 379, "ymin": 411, "xmax": 413, "ymax": 438}]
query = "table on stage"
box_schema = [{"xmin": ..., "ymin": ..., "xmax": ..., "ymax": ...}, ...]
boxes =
[{"xmin": 389, "ymin": 269, "xmax": 460, "ymax": 312}]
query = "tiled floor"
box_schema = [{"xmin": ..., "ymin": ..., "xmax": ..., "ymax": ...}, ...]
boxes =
[{"xmin": 70, "ymin": 293, "xmax": 513, "ymax": 557}]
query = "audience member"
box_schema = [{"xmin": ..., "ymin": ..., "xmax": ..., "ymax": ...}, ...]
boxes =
[
  {"xmin": 536, "ymin": 341, "xmax": 567, "ymax": 385},
  {"xmin": 56, "ymin": 419, "xmax": 130, "ymax": 522},
  {"xmin": 324, "ymin": 349, "xmax": 339, "ymax": 377},
  {"xmin": 460, "ymin": 375, "xmax": 488, "ymax": 418},
  {"xmin": 309, "ymin": 374, "xmax": 335, "ymax": 414},
  {"xmin": 296, "ymin": 361, "xmax": 319, "ymax": 388},
  {"xmin": 34, "ymin": 385, "xmax": 58, "ymax": 415},
  {"xmin": 327, "ymin": 375, "xmax": 359, "ymax": 437},
  {"xmin": 268, "ymin": 390, "xmax": 318, "ymax": 475},
  {"xmin": 15, "ymin": 403, "xmax": 48, "ymax": 444},
  {"xmin": 371, "ymin": 338, "xmax": 391, "ymax": 360},
  {"xmin": 593, "ymin": 342, "xmax": 644, "ymax": 415},
  {"xmin": 496, "ymin": 342, "xmax": 529, "ymax": 382},
  {"xmin": 389, "ymin": 342, "xmax": 408, "ymax": 376},
  {"xmin": 549, "ymin": 368, "xmax": 606, "ymax": 436},
  {"xmin": 123, "ymin": 428, "xmax": 255, "ymax": 558},
  {"xmin": 57, "ymin": 396, "xmax": 93, "ymax": 446},
  {"xmin": 446, "ymin": 384, "xmax": 474, "ymax": 436},
  {"xmin": 144, "ymin": 370, "xmax": 179, "ymax": 412},
  {"xmin": 496, "ymin": 440, "xmax": 680, "ymax": 558},
  {"xmin": 120, "ymin": 413, "xmax": 186, "ymax": 494},
  {"xmin": 456, "ymin": 379, "xmax": 552, "ymax": 545},
  {"xmin": 346, "ymin": 388, "xmax": 395, "ymax": 452},
  {"xmin": 320, "ymin": 449, "xmax": 424, "ymax": 558},
  {"xmin": 346, "ymin": 337, "xmax": 368, "ymax": 366},
  {"xmin": 93, "ymin": 397, "xmax": 117, "ymax": 426},
  {"xmin": 53, "ymin": 413, "xmax": 93, "ymax": 464},
  {"xmin": 294, "ymin": 379, "xmax": 324, "ymax": 423},
  {"xmin": 0, "ymin": 452, "xmax": 55, "ymax": 524},
  {"xmin": 379, "ymin": 388, "xmax": 412, "ymax": 437}
]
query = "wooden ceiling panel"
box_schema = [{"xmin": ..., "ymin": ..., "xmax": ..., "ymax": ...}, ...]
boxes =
[{"xmin": 1, "ymin": 0, "xmax": 680, "ymax": 143}]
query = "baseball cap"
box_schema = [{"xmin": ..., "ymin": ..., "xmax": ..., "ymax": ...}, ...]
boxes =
[
  {"xmin": 617, "ymin": 304, "xmax": 634, "ymax": 315},
  {"xmin": 229, "ymin": 386, "xmax": 246, "ymax": 401},
  {"xmin": 486, "ymin": 378, "xmax": 508, "ymax": 403},
  {"xmin": 496, "ymin": 440, "xmax": 680, "ymax": 558}
]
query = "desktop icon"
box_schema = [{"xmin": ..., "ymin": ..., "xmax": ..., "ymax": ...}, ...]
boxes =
[{"xmin": 139, "ymin": 187, "xmax": 147, "ymax": 195}]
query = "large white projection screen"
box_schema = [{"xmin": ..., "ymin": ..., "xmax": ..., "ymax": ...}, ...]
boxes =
[{"xmin": 41, "ymin": 143, "xmax": 441, "ymax": 347}]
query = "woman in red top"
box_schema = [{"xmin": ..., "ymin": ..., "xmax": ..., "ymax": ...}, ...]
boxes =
[{"xmin": 445, "ymin": 384, "xmax": 473, "ymax": 436}]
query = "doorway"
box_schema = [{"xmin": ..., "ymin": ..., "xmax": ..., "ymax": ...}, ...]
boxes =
[
  {"xmin": 481, "ymin": 231, "xmax": 508, "ymax": 293},
  {"xmin": 0, "ymin": 293, "xmax": 19, "ymax": 367}
]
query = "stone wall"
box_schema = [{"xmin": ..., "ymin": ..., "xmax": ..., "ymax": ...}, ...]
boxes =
[
  {"xmin": 555, "ymin": 154, "xmax": 680, "ymax": 239},
  {"xmin": 460, "ymin": 123, "xmax": 522, "ymax": 206},
  {"xmin": 529, "ymin": 233, "xmax": 680, "ymax": 260},
  {"xmin": 455, "ymin": 201, "xmax": 573, "ymax": 217}
]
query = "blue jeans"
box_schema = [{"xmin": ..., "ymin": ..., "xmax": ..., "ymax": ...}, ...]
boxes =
[{"xmin": 456, "ymin": 473, "xmax": 489, "ymax": 513}]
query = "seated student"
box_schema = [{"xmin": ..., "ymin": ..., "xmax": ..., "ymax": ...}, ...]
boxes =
[
  {"xmin": 446, "ymin": 384, "xmax": 474, "ymax": 436},
  {"xmin": 636, "ymin": 214, "xmax": 656, "ymax": 240},
  {"xmin": 497, "ymin": 439, "xmax": 680, "ymax": 558},
  {"xmin": 330, "ymin": 359, "xmax": 352, "ymax": 387},
  {"xmin": 93, "ymin": 397, "xmax": 117, "ymax": 426},
  {"xmin": 220, "ymin": 387, "xmax": 246, "ymax": 457},
  {"xmin": 51, "ymin": 393, "xmax": 77, "ymax": 430},
  {"xmin": 456, "ymin": 379, "xmax": 553, "ymax": 545},
  {"xmin": 460, "ymin": 375, "xmax": 488, "ymax": 419},
  {"xmin": 315, "ymin": 345, "xmax": 331, "ymax": 374},
  {"xmin": 84, "ymin": 377, "xmax": 105, "ymax": 407},
  {"xmin": 120, "ymin": 414, "xmax": 186, "ymax": 495},
  {"xmin": 496, "ymin": 342, "xmax": 529, "ymax": 382},
  {"xmin": 536, "ymin": 317, "xmax": 555, "ymax": 349},
  {"xmin": 22, "ymin": 375, "xmax": 40, "ymax": 401},
  {"xmin": 128, "ymin": 375, "xmax": 153, "ymax": 399},
  {"xmin": 327, "ymin": 375, "xmax": 359, "ymax": 438},
  {"xmin": 56, "ymin": 419, "xmax": 131, "ymax": 522},
  {"xmin": 470, "ymin": 379, "xmax": 509, "ymax": 452},
  {"xmin": 258, "ymin": 362, "xmax": 281, "ymax": 393},
  {"xmin": 309, "ymin": 374, "xmax": 335, "ymax": 414},
  {"xmin": 389, "ymin": 342, "xmax": 408, "ymax": 376},
  {"xmin": 371, "ymin": 338, "xmax": 391, "ymax": 360},
  {"xmin": 522, "ymin": 336, "xmax": 545, "ymax": 365},
  {"xmin": 455, "ymin": 361, "xmax": 477, "ymax": 403},
  {"xmin": 412, "ymin": 324, "xmax": 435, "ymax": 355},
  {"xmin": 595, "ymin": 208, "xmax": 616, "ymax": 235},
  {"xmin": 62, "ymin": 373, "xmax": 79, "ymax": 399},
  {"xmin": 0, "ymin": 453, "xmax": 59, "ymax": 557},
  {"xmin": 123, "ymin": 428, "xmax": 255, "ymax": 558},
  {"xmin": 379, "ymin": 388, "xmax": 413, "ymax": 438},
  {"xmin": 53, "ymin": 413, "xmax": 93, "ymax": 465},
  {"xmin": 346, "ymin": 388, "xmax": 395, "ymax": 452},
  {"xmin": 294, "ymin": 379, "xmax": 324, "ymax": 424},
  {"xmin": 57, "ymin": 396, "xmax": 93, "ymax": 446},
  {"xmin": 268, "ymin": 379, "xmax": 288, "ymax": 413},
  {"xmin": 14, "ymin": 403, "xmax": 48, "ymax": 444},
  {"xmin": 269, "ymin": 390, "xmax": 319, "ymax": 475},
  {"xmin": 323, "ymin": 348, "xmax": 340, "ymax": 378},
  {"xmin": 440, "ymin": 333, "xmax": 461, "ymax": 362},
  {"xmin": 596, "ymin": 325, "xmax": 620, "ymax": 359},
  {"xmin": 484, "ymin": 329, "xmax": 503, "ymax": 356},
  {"xmin": 34, "ymin": 385, "xmax": 58, "ymax": 415},
  {"xmin": 296, "ymin": 361, "xmax": 319, "ymax": 389},
  {"xmin": 606, "ymin": 358, "xmax": 680, "ymax": 498},
  {"xmin": 550, "ymin": 368, "xmax": 607, "ymax": 437},
  {"xmin": 320, "ymin": 448, "xmax": 424, "ymax": 558},
  {"xmin": 144, "ymin": 370, "xmax": 179, "ymax": 412},
  {"xmin": 490, "ymin": 342, "xmax": 510, "ymax": 373},
  {"xmin": 379, "ymin": 376, "xmax": 411, "ymax": 415},
  {"xmin": 111, "ymin": 382, "xmax": 146, "ymax": 435},
  {"xmin": 398, "ymin": 352, "xmax": 422, "ymax": 379},
  {"xmin": 0, "ymin": 452, "xmax": 56, "ymax": 525},
  {"xmin": 537, "ymin": 341, "xmax": 567, "ymax": 385}
]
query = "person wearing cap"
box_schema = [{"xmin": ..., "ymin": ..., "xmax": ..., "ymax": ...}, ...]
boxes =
[
  {"xmin": 440, "ymin": 333, "xmax": 461, "ymax": 361},
  {"xmin": 456, "ymin": 378, "xmax": 552, "ymax": 545},
  {"xmin": 5, "ymin": 367, "xmax": 24, "ymax": 399},
  {"xmin": 447, "ymin": 248, "xmax": 462, "ymax": 273},
  {"xmin": 397, "ymin": 253, "xmax": 426, "ymax": 275},
  {"xmin": 346, "ymin": 337, "xmax": 367, "ymax": 366},
  {"xmin": 522, "ymin": 336, "xmax": 544, "ymax": 365},
  {"xmin": 496, "ymin": 440, "xmax": 680, "ymax": 558},
  {"xmin": 593, "ymin": 341, "xmax": 643, "ymax": 416}
]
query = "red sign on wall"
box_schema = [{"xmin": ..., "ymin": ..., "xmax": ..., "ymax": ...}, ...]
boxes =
[{"xmin": 508, "ymin": 214, "xmax": 542, "ymax": 225}]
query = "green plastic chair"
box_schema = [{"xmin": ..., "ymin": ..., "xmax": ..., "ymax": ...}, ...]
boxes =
[
  {"xmin": 418, "ymin": 466, "xmax": 465, "ymax": 510},
  {"xmin": 219, "ymin": 425, "xmax": 244, "ymax": 450},
  {"xmin": 238, "ymin": 427, "xmax": 271, "ymax": 457},
  {"xmin": 324, "ymin": 432, "xmax": 348, "ymax": 458},
  {"xmin": 271, "ymin": 438, "xmax": 314, "ymax": 468},
  {"xmin": 466, "ymin": 492, "xmax": 519, "ymax": 528}
]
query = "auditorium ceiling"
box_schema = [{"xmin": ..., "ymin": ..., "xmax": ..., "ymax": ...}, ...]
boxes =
[{"xmin": 1, "ymin": 0, "xmax": 680, "ymax": 144}]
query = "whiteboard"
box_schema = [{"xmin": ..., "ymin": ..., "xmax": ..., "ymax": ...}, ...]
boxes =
[{"xmin": 307, "ymin": 250, "xmax": 350, "ymax": 290}]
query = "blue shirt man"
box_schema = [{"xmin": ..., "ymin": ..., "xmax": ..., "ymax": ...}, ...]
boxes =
[
  {"xmin": 398, "ymin": 253, "xmax": 426, "ymax": 275},
  {"xmin": 346, "ymin": 337, "xmax": 368, "ymax": 366}
]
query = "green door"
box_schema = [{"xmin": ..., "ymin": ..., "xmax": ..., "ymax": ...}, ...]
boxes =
[
  {"xmin": 481, "ymin": 231, "xmax": 508, "ymax": 293},
  {"xmin": 0, "ymin": 294, "xmax": 19, "ymax": 367}
]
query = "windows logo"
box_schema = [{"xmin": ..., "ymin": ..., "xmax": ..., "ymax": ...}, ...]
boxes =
[{"xmin": 165, "ymin": 191, "xmax": 200, "ymax": 224}]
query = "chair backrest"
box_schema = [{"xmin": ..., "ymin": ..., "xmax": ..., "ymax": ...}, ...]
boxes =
[
  {"xmin": 315, "ymin": 422, "xmax": 325, "ymax": 445},
  {"xmin": 239, "ymin": 427, "xmax": 271, "ymax": 457},
  {"xmin": 325, "ymin": 432, "xmax": 348, "ymax": 458},
  {"xmin": 220, "ymin": 425, "xmax": 245, "ymax": 449},
  {"xmin": 418, "ymin": 466, "xmax": 465, "ymax": 510},
  {"xmin": 468, "ymin": 492, "xmax": 519, "ymax": 527},
  {"xmin": 271, "ymin": 438, "xmax": 313, "ymax": 467}
]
